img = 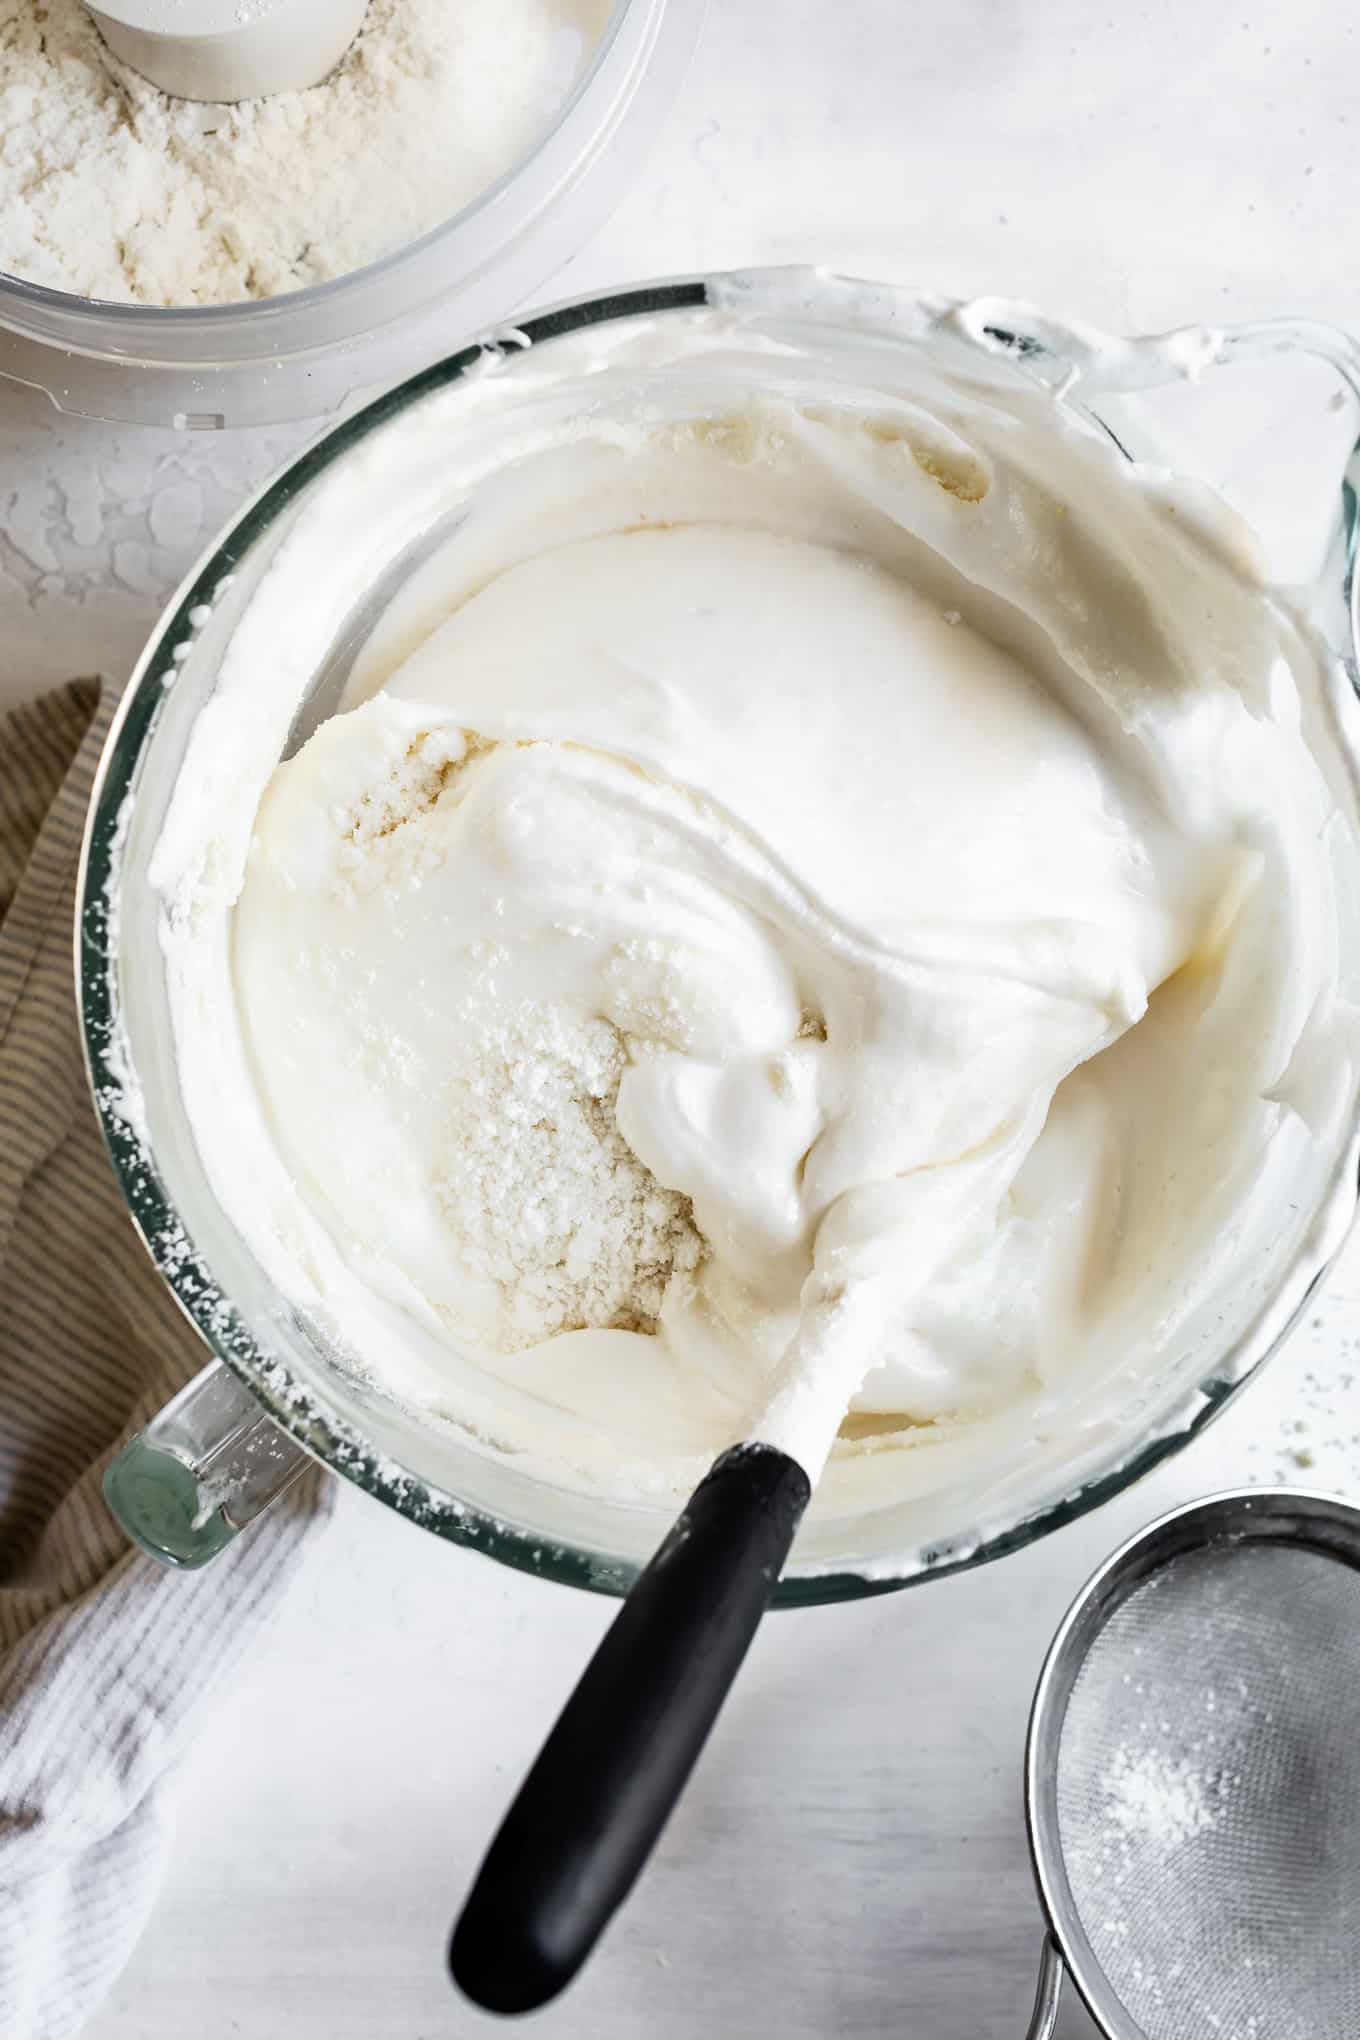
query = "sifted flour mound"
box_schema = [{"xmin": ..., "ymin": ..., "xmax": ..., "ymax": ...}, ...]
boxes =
[
  {"xmin": 0, "ymin": 0, "xmax": 608, "ymax": 305},
  {"xmin": 434, "ymin": 1001, "xmax": 704, "ymax": 1352}
]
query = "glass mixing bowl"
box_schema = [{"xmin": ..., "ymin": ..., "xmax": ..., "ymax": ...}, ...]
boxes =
[
  {"xmin": 0, "ymin": 0, "xmax": 702, "ymax": 429},
  {"xmin": 78, "ymin": 269, "xmax": 1360, "ymax": 1601}
]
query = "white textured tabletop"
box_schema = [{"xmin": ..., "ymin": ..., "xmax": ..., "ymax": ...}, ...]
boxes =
[{"xmin": 5, "ymin": 2, "xmax": 1359, "ymax": 2035}]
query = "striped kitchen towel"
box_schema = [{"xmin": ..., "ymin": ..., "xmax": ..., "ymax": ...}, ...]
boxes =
[{"xmin": 0, "ymin": 680, "xmax": 334, "ymax": 2040}]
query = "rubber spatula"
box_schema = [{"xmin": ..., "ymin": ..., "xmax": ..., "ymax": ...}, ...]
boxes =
[{"xmin": 449, "ymin": 1282, "xmax": 866, "ymax": 2015}]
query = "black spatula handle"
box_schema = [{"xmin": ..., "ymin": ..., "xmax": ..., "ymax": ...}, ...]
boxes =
[{"xmin": 449, "ymin": 1440, "xmax": 812, "ymax": 2015}]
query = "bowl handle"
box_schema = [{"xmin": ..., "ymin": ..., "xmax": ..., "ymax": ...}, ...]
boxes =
[{"xmin": 103, "ymin": 1360, "xmax": 313, "ymax": 1569}]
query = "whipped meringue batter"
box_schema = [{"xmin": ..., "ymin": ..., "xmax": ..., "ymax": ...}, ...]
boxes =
[{"xmin": 153, "ymin": 287, "xmax": 1360, "ymax": 1513}]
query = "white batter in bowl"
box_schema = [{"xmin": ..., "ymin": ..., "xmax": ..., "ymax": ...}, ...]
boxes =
[{"xmin": 82, "ymin": 272, "xmax": 1360, "ymax": 1590}]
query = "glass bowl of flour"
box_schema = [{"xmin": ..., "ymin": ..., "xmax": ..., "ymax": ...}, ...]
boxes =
[
  {"xmin": 0, "ymin": 0, "xmax": 701, "ymax": 428},
  {"xmin": 79, "ymin": 270, "xmax": 1360, "ymax": 1597}
]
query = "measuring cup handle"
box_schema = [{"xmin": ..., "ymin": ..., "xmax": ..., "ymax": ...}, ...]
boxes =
[
  {"xmin": 1024, "ymin": 1935, "xmax": 1066, "ymax": 2039},
  {"xmin": 103, "ymin": 1359, "xmax": 313, "ymax": 1569}
]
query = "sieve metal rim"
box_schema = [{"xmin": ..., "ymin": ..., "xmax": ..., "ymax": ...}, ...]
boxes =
[{"xmin": 1022, "ymin": 1485, "xmax": 1360, "ymax": 2040}]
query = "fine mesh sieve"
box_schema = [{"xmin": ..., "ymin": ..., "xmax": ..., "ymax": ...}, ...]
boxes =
[{"xmin": 1023, "ymin": 1489, "xmax": 1360, "ymax": 2039}]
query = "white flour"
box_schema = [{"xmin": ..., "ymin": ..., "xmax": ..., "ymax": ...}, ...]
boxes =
[
  {"xmin": 1102, "ymin": 1742, "xmax": 1217, "ymax": 1853},
  {"xmin": 0, "ymin": 0, "xmax": 608, "ymax": 304},
  {"xmin": 433, "ymin": 1002, "xmax": 703, "ymax": 1351}
]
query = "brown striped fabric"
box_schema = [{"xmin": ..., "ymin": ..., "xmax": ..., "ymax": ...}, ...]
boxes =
[{"xmin": 0, "ymin": 681, "xmax": 333, "ymax": 2040}]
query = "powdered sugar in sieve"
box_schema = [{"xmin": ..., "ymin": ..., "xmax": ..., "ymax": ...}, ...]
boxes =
[{"xmin": 1026, "ymin": 1493, "xmax": 1360, "ymax": 2040}]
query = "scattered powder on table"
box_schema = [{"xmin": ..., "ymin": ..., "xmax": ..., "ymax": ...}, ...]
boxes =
[{"xmin": 0, "ymin": 0, "xmax": 609, "ymax": 304}]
